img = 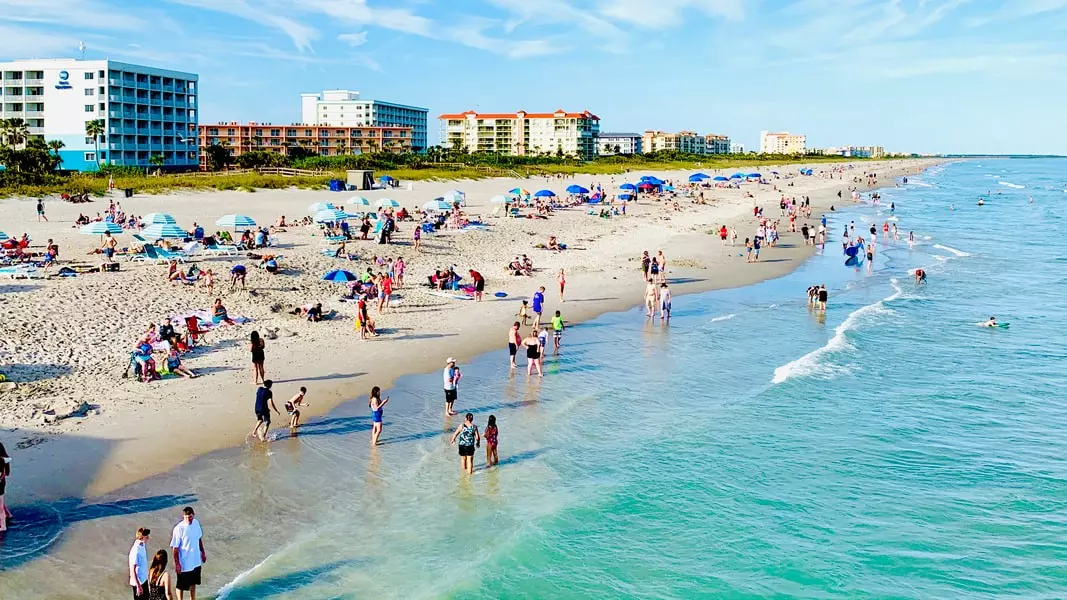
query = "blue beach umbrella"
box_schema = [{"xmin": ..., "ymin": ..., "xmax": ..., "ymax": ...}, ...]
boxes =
[
  {"xmin": 322, "ymin": 269, "xmax": 358, "ymax": 283},
  {"xmin": 314, "ymin": 209, "xmax": 352, "ymax": 223},
  {"xmin": 80, "ymin": 222, "xmax": 123, "ymax": 236},
  {"xmin": 140, "ymin": 223, "xmax": 186, "ymax": 240},
  {"xmin": 566, "ymin": 184, "xmax": 590, "ymax": 194},
  {"xmin": 308, "ymin": 202, "xmax": 335, "ymax": 213},
  {"xmin": 619, "ymin": 183, "xmax": 638, "ymax": 191},
  {"xmin": 143, "ymin": 212, "xmax": 176, "ymax": 225},
  {"xmin": 713, "ymin": 176, "xmax": 729, "ymax": 181},
  {"xmin": 730, "ymin": 173, "xmax": 744, "ymax": 179},
  {"xmin": 534, "ymin": 189, "xmax": 556, "ymax": 198},
  {"xmin": 216, "ymin": 214, "xmax": 256, "ymax": 232},
  {"xmin": 376, "ymin": 198, "xmax": 400, "ymax": 209},
  {"xmin": 688, "ymin": 174, "xmax": 709, "ymax": 183},
  {"xmin": 619, "ymin": 193, "xmax": 635, "ymax": 201},
  {"xmin": 747, "ymin": 173, "xmax": 762, "ymax": 178}
]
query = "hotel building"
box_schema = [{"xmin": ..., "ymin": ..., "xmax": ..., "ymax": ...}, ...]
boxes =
[
  {"xmin": 759, "ymin": 131, "xmax": 807, "ymax": 154},
  {"xmin": 439, "ymin": 110, "xmax": 601, "ymax": 160},
  {"xmin": 730, "ymin": 142, "xmax": 746, "ymax": 154},
  {"xmin": 598, "ymin": 132, "xmax": 643, "ymax": 155},
  {"xmin": 198, "ymin": 122, "xmax": 412, "ymax": 167},
  {"xmin": 301, "ymin": 90, "xmax": 428, "ymax": 153},
  {"xmin": 643, "ymin": 130, "xmax": 731, "ymax": 155},
  {"xmin": 0, "ymin": 58, "xmax": 198, "ymax": 171}
]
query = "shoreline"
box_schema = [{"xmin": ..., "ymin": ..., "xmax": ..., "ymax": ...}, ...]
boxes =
[{"xmin": 0, "ymin": 159, "xmax": 940, "ymax": 504}]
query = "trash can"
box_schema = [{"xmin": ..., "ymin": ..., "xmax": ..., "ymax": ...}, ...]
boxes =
[{"xmin": 124, "ymin": 188, "xmax": 134, "ymax": 198}]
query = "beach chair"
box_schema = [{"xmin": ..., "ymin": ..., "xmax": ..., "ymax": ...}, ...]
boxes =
[
  {"xmin": 129, "ymin": 244, "xmax": 168, "ymax": 264},
  {"xmin": 204, "ymin": 244, "xmax": 239, "ymax": 257},
  {"xmin": 319, "ymin": 235, "xmax": 347, "ymax": 247},
  {"xmin": 156, "ymin": 248, "xmax": 186, "ymax": 263},
  {"xmin": 184, "ymin": 316, "xmax": 207, "ymax": 346},
  {"xmin": 0, "ymin": 266, "xmax": 41, "ymax": 279}
]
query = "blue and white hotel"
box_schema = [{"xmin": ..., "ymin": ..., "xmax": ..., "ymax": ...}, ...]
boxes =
[{"xmin": 0, "ymin": 58, "xmax": 199, "ymax": 171}]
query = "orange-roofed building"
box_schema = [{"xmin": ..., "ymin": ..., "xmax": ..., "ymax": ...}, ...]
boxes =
[{"xmin": 438, "ymin": 109, "xmax": 600, "ymax": 160}]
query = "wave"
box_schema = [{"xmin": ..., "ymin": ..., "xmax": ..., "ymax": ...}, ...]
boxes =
[
  {"xmin": 999, "ymin": 182, "xmax": 1025, "ymax": 189},
  {"xmin": 710, "ymin": 313, "xmax": 737, "ymax": 322},
  {"xmin": 772, "ymin": 280, "xmax": 902, "ymax": 384},
  {"xmin": 908, "ymin": 181, "xmax": 934, "ymax": 188},
  {"xmin": 932, "ymin": 244, "xmax": 970, "ymax": 257},
  {"xmin": 216, "ymin": 554, "xmax": 277, "ymax": 599}
]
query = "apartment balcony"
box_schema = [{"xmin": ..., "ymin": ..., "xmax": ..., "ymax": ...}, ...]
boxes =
[
  {"xmin": 162, "ymin": 84, "xmax": 175, "ymax": 93},
  {"xmin": 24, "ymin": 110, "xmax": 44, "ymax": 118},
  {"xmin": 150, "ymin": 83, "xmax": 162, "ymax": 91},
  {"xmin": 27, "ymin": 126, "xmax": 44, "ymax": 135},
  {"xmin": 22, "ymin": 78, "xmax": 43, "ymax": 86}
]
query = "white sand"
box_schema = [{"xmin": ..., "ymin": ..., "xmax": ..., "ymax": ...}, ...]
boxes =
[{"xmin": 0, "ymin": 159, "xmax": 937, "ymax": 497}]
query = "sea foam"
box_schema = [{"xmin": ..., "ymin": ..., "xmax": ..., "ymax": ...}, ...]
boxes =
[
  {"xmin": 932, "ymin": 244, "xmax": 970, "ymax": 257},
  {"xmin": 999, "ymin": 181, "xmax": 1025, "ymax": 189},
  {"xmin": 772, "ymin": 280, "xmax": 902, "ymax": 384}
]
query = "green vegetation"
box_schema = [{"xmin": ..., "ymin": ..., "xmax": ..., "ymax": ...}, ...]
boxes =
[{"xmin": 1, "ymin": 140, "xmax": 872, "ymax": 197}]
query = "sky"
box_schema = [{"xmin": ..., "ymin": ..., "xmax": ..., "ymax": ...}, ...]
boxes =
[{"xmin": 1, "ymin": 0, "xmax": 1065, "ymax": 154}]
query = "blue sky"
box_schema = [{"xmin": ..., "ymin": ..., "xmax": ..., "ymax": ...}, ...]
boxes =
[{"xmin": 2, "ymin": 0, "xmax": 1065, "ymax": 154}]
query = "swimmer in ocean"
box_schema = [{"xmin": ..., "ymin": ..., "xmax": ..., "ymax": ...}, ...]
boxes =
[
  {"xmin": 982, "ymin": 316, "xmax": 997, "ymax": 328},
  {"xmin": 914, "ymin": 268, "xmax": 926, "ymax": 284}
]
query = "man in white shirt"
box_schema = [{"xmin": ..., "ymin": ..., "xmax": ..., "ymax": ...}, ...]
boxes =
[
  {"xmin": 129, "ymin": 527, "xmax": 150, "ymax": 600},
  {"xmin": 170, "ymin": 506, "xmax": 207, "ymax": 600}
]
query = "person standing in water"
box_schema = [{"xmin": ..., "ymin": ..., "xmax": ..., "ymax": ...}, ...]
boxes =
[
  {"xmin": 251, "ymin": 380, "xmax": 279, "ymax": 442},
  {"xmin": 286, "ymin": 387, "xmax": 308, "ymax": 429},
  {"xmin": 484, "ymin": 415, "xmax": 499, "ymax": 467},
  {"xmin": 522, "ymin": 330, "xmax": 543, "ymax": 377},
  {"xmin": 817, "ymin": 285, "xmax": 828, "ymax": 311},
  {"xmin": 659, "ymin": 283, "xmax": 672, "ymax": 322},
  {"xmin": 507, "ymin": 321, "xmax": 522, "ymax": 369},
  {"xmin": 170, "ymin": 507, "xmax": 206, "ymax": 600},
  {"xmin": 449, "ymin": 413, "xmax": 480, "ymax": 475},
  {"xmin": 551, "ymin": 310, "xmax": 565, "ymax": 350},
  {"xmin": 644, "ymin": 279, "xmax": 659, "ymax": 317},
  {"xmin": 443, "ymin": 357, "xmax": 461, "ymax": 416},
  {"xmin": 866, "ymin": 239, "xmax": 875, "ymax": 273},
  {"xmin": 369, "ymin": 386, "xmax": 389, "ymax": 446}
]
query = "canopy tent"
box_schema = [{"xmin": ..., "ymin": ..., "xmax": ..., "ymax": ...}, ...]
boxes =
[
  {"xmin": 639, "ymin": 176, "xmax": 664, "ymax": 185},
  {"xmin": 216, "ymin": 214, "xmax": 256, "ymax": 232},
  {"xmin": 618, "ymin": 193, "xmax": 635, "ymax": 201},
  {"xmin": 143, "ymin": 212, "xmax": 176, "ymax": 225},
  {"xmin": 566, "ymin": 184, "xmax": 590, "ymax": 194},
  {"xmin": 140, "ymin": 223, "xmax": 186, "ymax": 240},
  {"xmin": 638, "ymin": 183, "xmax": 660, "ymax": 190}
]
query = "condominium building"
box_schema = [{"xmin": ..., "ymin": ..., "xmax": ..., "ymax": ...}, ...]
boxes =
[
  {"xmin": 730, "ymin": 142, "xmax": 746, "ymax": 154},
  {"xmin": 643, "ymin": 130, "xmax": 731, "ymax": 155},
  {"xmin": 301, "ymin": 90, "xmax": 428, "ymax": 153},
  {"xmin": 0, "ymin": 58, "xmax": 198, "ymax": 171},
  {"xmin": 598, "ymin": 132, "xmax": 643, "ymax": 155},
  {"xmin": 439, "ymin": 110, "xmax": 600, "ymax": 160},
  {"xmin": 704, "ymin": 134, "xmax": 731, "ymax": 155},
  {"xmin": 819, "ymin": 145, "xmax": 886, "ymax": 159},
  {"xmin": 198, "ymin": 122, "xmax": 412, "ymax": 168},
  {"xmin": 759, "ymin": 131, "xmax": 807, "ymax": 154}
]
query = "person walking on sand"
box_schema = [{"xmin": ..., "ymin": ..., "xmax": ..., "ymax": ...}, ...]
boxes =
[
  {"xmin": 251, "ymin": 380, "xmax": 279, "ymax": 442},
  {"xmin": 369, "ymin": 386, "xmax": 389, "ymax": 446},
  {"xmin": 129, "ymin": 527, "xmax": 151, "ymax": 600},
  {"xmin": 557, "ymin": 269, "xmax": 566, "ymax": 302},
  {"xmin": 286, "ymin": 387, "xmax": 308, "ymax": 429},
  {"xmin": 170, "ymin": 507, "xmax": 206, "ymax": 600},
  {"xmin": 449, "ymin": 413, "xmax": 481, "ymax": 475},
  {"xmin": 443, "ymin": 358, "xmax": 461, "ymax": 416},
  {"xmin": 484, "ymin": 415, "xmax": 499, "ymax": 467},
  {"xmin": 100, "ymin": 231, "xmax": 118, "ymax": 263},
  {"xmin": 249, "ymin": 331, "xmax": 266, "ymax": 385},
  {"xmin": 531, "ymin": 286, "xmax": 546, "ymax": 329},
  {"xmin": 507, "ymin": 321, "xmax": 522, "ymax": 369},
  {"xmin": 522, "ymin": 330, "xmax": 543, "ymax": 377},
  {"xmin": 36, "ymin": 198, "xmax": 48, "ymax": 222}
]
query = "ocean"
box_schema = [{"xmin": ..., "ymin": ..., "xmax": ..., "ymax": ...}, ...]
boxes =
[{"xmin": 2, "ymin": 158, "xmax": 1066, "ymax": 599}]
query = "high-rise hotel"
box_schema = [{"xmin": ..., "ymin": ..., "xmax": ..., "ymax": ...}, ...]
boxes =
[
  {"xmin": 439, "ymin": 110, "xmax": 601, "ymax": 160},
  {"xmin": 0, "ymin": 58, "xmax": 199, "ymax": 171}
]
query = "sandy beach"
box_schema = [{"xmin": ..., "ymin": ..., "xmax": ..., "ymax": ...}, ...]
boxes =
[{"xmin": 0, "ymin": 159, "xmax": 937, "ymax": 502}]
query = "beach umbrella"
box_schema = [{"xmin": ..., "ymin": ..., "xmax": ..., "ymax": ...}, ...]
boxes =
[
  {"xmin": 347, "ymin": 196, "xmax": 371, "ymax": 207},
  {"xmin": 314, "ymin": 209, "xmax": 351, "ymax": 223},
  {"xmin": 638, "ymin": 183, "xmax": 658, "ymax": 189},
  {"xmin": 566, "ymin": 184, "xmax": 590, "ymax": 194},
  {"xmin": 508, "ymin": 188, "xmax": 530, "ymax": 197},
  {"xmin": 620, "ymin": 183, "xmax": 638, "ymax": 191},
  {"xmin": 365, "ymin": 212, "xmax": 379, "ymax": 220},
  {"xmin": 688, "ymin": 174, "xmax": 709, "ymax": 183},
  {"xmin": 533, "ymin": 189, "xmax": 556, "ymax": 198},
  {"xmin": 0, "ymin": 231, "xmax": 8, "ymax": 242},
  {"xmin": 322, "ymin": 269, "xmax": 358, "ymax": 283},
  {"xmin": 488, "ymin": 194, "xmax": 513, "ymax": 204},
  {"xmin": 619, "ymin": 193, "xmax": 635, "ymax": 201},
  {"xmin": 376, "ymin": 198, "xmax": 400, "ymax": 208},
  {"xmin": 442, "ymin": 190, "xmax": 465, "ymax": 204},
  {"xmin": 216, "ymin": 214, "xmax": 256, "ymax": 232},
  {"xmin": 143, "ymin": 212, "xmax": 176, "ymax": 225},
  {"xmin": 140, "ymin": 223, "xmax": 186, "ymax": 240},
  {"xmin": 79, "ymin": 222, "xmax": 123, "ymax": 236},
  {"xmin": 729, "ymin": 173, "xmax": 744, "ymax": 179},
  {"xmin": 424, "ymin": 200, "xmax": 453, "ymax": 211},
  {"xmin": 713, "ymin": 176, "xmax": 729, "ymax": 181},
  {"xmin": 747, "ymin": 173, "xmax": 762, "ymax": 178},
  {"xmin": 308, "ymin": 202, "xmax": 336, "ymax": 213}
]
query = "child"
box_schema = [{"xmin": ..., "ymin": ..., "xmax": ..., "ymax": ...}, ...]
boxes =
[
  {"xmin": 202, "ymin": 269, "xmax": 214, "ymax": 294},
  {"xmin": 286, "ymin": 386, "xmax": 308, "ymax": 429},
  {"xmin": 551, "ymin": 310, "xmax": 565, "ymax": 350},
  {"xmin": 484, "ymin": 415, "xmax": 499, "ymax": 467},
  {"xmin": 518, "ymin": 300, "xmax": 530, "ymax": 326}
]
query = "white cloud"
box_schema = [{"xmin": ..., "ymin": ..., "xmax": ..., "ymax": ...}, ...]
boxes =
[
  {"xmin": 598, "ymin": 0, "xmax": 745, "ymax": 27},
  {"xmin": 338, "ymin": 31, "xmax": 369, "ymax": 46},
  {"xmin": 0, "ymin": 0, "xmax": 149, "ymax": 31},
  {"xmin": 0, "ymin": 23, "xmax": 82, "ymax": 58},
  {"xmin": 163, "ymin": 0, "xmax": 320, "ymax": 51}
]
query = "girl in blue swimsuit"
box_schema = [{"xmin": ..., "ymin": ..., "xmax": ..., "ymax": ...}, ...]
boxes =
[{"xmin": 369, "ymin": 386, "xmax": 389, "ymax": 446}]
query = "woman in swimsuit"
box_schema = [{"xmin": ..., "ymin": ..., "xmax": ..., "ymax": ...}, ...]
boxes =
[
  {"xmin": 522, "ymin": 332, "xmax": 543, "ymax": 377},
  {"xmin": 449, "ymin": 413, "xmax": 480, "ymax": 475},
  {"xmin": 484, "ymin": 415, "xmax": 499, "ymax": 467},
  {"xmin": 557, "ymin": 269, "xmax": 566, "ymax": 303},
  {"xmin": 250, "ymin": 330, "xmax": 266, "ymax": 385},
  {"xmin": 146, "ymin": 550, "xmax": 174, "ymax": 600},
  {"xmin": 369, "ymin": 386, "xmax": 389, "ymax": 446}
]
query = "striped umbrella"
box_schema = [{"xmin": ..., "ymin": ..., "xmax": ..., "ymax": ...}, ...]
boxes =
[
  {"xmin": 79, "ymin": 222, "xmax": 123, "ymax": 236},
  {"xmin": 140, "ymin": 223, "xmax": 187, "ymax": 240},
  {"xmin": 376, "ymin": 198, "xmax": 400, "ymax": 208},
  {"xmin": 314, "ymin": 209, "xmax": 352, "ymax": 223},
  {"xmin": 488, "ymin": 194, "xmax": 513, "ymax": 204},
  {"xmin": 0, "ymin": 231, "xmax": 10, "ymax": 242},
  {"xmin": 442, "ymin": 190, "xmax": 465, "ymax": 204},
  {"xmin": 308, "ymin": 202, "xmax": 335, "ymax": 213},
  {"xmin": 143, "ymin": 212, "xmax": 176, "ymax": 225},
  {"xmin": 424, "ymin": 200, "xmax": 453, "ymax": 211},
  {"xmin": 216, "ymin": 214, "xmax": 256, "ymax": 232},
  {"xmin": 347, "ymin": 196, "xmax": 371, "ymax": 207}
]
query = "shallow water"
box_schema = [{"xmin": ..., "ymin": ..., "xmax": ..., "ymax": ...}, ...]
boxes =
[{"xmin": 3, "ymin": 159, "xmax": 1066, "ymax": 599}]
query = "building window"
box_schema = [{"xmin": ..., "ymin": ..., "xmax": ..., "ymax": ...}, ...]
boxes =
[
  {"xmin": 85, "ymin": 137, "xmax": 94, "ymax": 144},
  {"xmin": 84, "ymin": 88, "xmax": 94, "ymax": 96},
  {"xmin": 84, "ymin": 104, "xmax": 94, "ymax": 112},
  {"xmin": 85, "ymin": 152, "xmax": 96, "ymax": 161},
  {"xmin": 84, "ymin": 72, "xmax": 94, "ymax": 80}
]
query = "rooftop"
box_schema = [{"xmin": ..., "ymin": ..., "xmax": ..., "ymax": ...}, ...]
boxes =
[{"xmin": 439, "ymin": 109, "xmax": 600, "ymax": 120}]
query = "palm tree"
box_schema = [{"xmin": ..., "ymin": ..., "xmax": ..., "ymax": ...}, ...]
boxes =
[
  {"xmin": 149, "ymin": 153, "xmax": 165, "ymax": 174},
  {"xmin": 1, "ymin": 118, "xmax": 30, "ymax": 149},
  {"xmin": 46, "ymin": 139, "xmax": 65, "ymax": 156},
  {"xmin": 85, "ymin": 119, "xmax": 105, "ymax": 169},
  {"xmin": 336, "ymin": 140, "xmax": 347, "ymax": 156}
]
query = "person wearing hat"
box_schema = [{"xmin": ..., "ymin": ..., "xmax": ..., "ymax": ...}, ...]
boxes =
[{"xmin": 443, "ymin": 358, "xmax": 461, "ymax": 416}]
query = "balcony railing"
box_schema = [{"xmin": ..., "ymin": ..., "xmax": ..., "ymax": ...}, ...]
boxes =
[
  {"xmin": 24, "ymin": 110, "xmax": 44, "ymax": 118},
  {"xmin": 23, "ymin": 78, "xmax": 43, "ymax": 86}
]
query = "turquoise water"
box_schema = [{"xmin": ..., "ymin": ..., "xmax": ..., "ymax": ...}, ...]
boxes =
[{"xmin": 3, "ymin": 159, "xmax": 1067, "ymax": 599}]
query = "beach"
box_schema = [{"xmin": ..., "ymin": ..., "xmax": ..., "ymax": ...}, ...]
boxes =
[{"xmin": 0, "ymin": 159, "xmax": 934, "ymax": 504}]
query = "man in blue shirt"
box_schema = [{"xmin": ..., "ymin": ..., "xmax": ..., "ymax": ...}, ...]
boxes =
[
  {"xmin": 531, "ymin": 286, "xmax": 546, "ymax": 328},
  {"xmin": 250, "ymin": 380, "xmax": 279, "ymax": 442},
  {"xmin": 193, "ymin": 223, "xmax": 204, "ymax": 240}
]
